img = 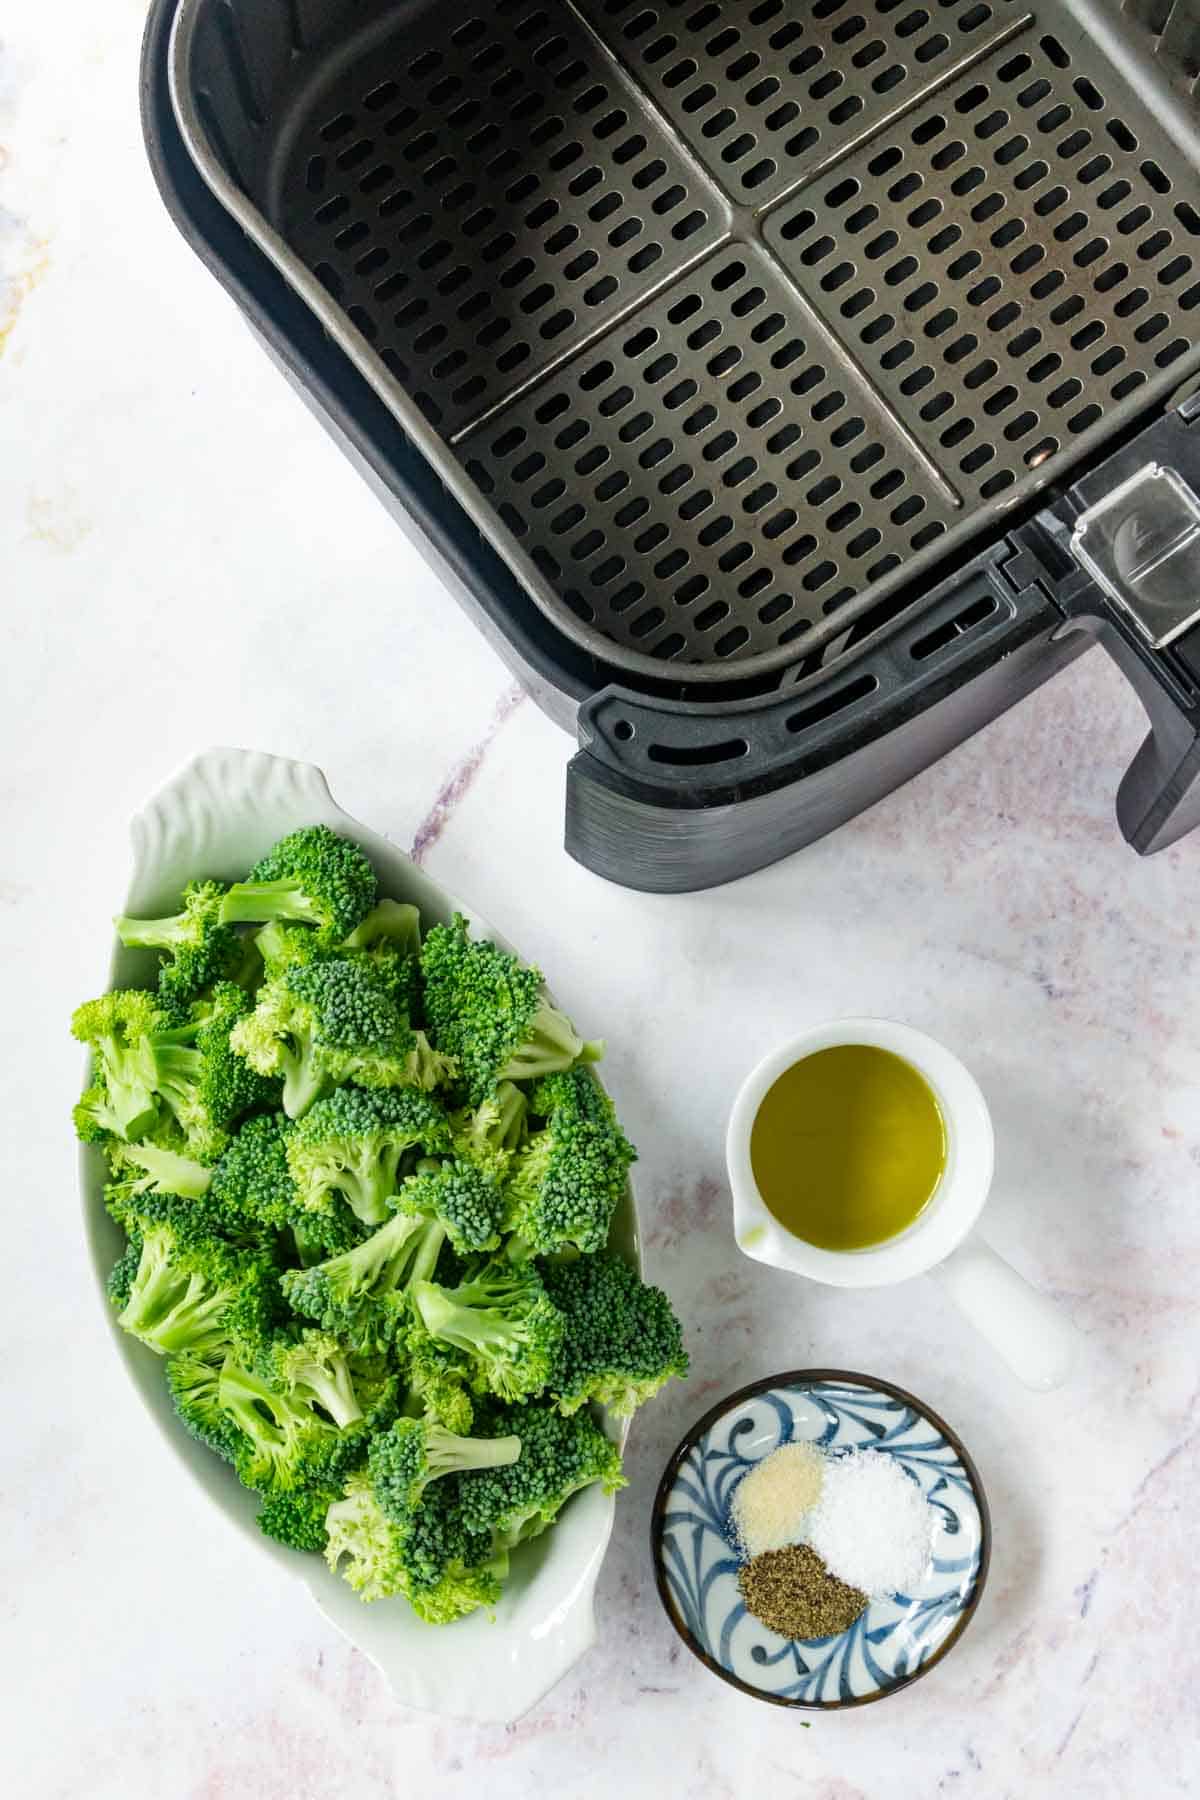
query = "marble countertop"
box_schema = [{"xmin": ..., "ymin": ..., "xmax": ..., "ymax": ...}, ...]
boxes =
[{"xmin": 4, "ymin": 6, "xmax": 1199, "ymax": 1796}]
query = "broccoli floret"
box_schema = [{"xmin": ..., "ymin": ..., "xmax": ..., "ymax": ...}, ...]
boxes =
[
  {"xmin": 456, "ymin": 1401, "xmax": 626, "ymax": 1550},
  {"xmin": 451, "ymin": 1081, "xmax": 528, "ymax": 1184},
  {"xmin": 369, "ymin": 1414, "xmax": 520, "ymax": 1518},
  {"xmin": 106, "ymin": 1231, "xmax": 144, "ymax": 1309},
  {"xmin": 103, "ymin": 1166, "xmax": 231, "ymax": 1250},
  {"xmin": 254, "ymin": 920, "xmax": 324, "ymax": 977},
  {"xmin": 208, "ymin": 1112, "xmax": 297, "ymax": 1231},
  {"xmin": 540, "ymin": 1250, "xmax": 688, "ymax": 1418},
  {"xmin": 343, "ymin": 901, "xmax": 423, "ymax": 1017},
  {"xmin": 217, "ymin": 1351, "xmax": 348, "ymax": 1493},
  {"xmin": 507, "ymin": 1069, "xmax": 635, "ymax": 1256},
  {"xmin": 420, "ymin": 916, "xmax": 600, "ymax": 1106},
  {"xmin": 166, "ymin": 1353, "xmax": 249, "ymax": 1464},
  {"xmin": 410, "ymin": 1259, "xmax": 564, "ymax": 1402},
  {"xmin": 342, "ymin": 900, "xmax": 421, "ymax": 956},
  {"xmin": 257, "ymin": 1485, "xmax": 341, "ymax": 1553},
  {"xmin": 349, "ymin": 1354, "xmax": 404, "ymax": 1432},
  {"xmin": 229, "ymin": 956, "xmax": 452, "ymax": 1119},
  {"xmin": 115, "ymin": 1222, "xmax": 278, "ymax": 1360},
  {"xmin": 286, "ymin": 1086, "xmax": 451, "ymax": 1229},
  {"xmin": 75, "ymin": 1081, "xmax": 138, "ymax": 1148},
  {"xmin": 210, "ymin": 1111, "xmax": 357, "ymax": 1253},
  {"xmin": 74, "ymin": 987, "xmax": 268, "ymax": 1160},
  {"xmin": 394, "ymin": 1158, "xmax": 507, "ymax": 1255},
  {"xmin": 281, "ymin": 1209, "xmax": 447, "ymax": 1354},
  {"xmin": 404, "ymin": 1331, "xmax": 475, "ymax": 1435},
  {"xmin": 256, "ymin": 1327, "xmax": 364, "ymax": 1430},
  {"xmin": 324, "ymin": 1470, "xmax": 410, "ymax": 1600},
  {"xmin": 113, "ymin": 881, "xmax": 248, "ymax": 1016},
  {"xmin": 71, "ymin": 991, "xmax": 160, "ymax": 1141},
  {"xmin": 290, "ymin": 1210, "xmax": 363, "ymax": 1264},
  {"xmin": 110, "ymin": 1139, "xmax": 214, "ymax": 1201},
  {"xmin": 324, "ymin": 1470, "xmax": 506, "ymax": 1619},
  {"xmin": 192, "ymin": 982, "xmax": 281, "ymax": 1124},
  {"xmin": 219, "ymin": 825, "xmax": 377, "ymax": 944}
]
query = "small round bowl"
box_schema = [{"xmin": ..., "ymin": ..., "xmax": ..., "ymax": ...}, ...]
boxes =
[{"xmin": 651, "ymin": 1369, "xmax": 990, "ymax": 1708}]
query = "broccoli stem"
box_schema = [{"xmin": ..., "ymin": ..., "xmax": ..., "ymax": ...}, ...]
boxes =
[
  {"xmin": 332, "ymin": 1144, "xmax": 406, "ymax": 1228},
  {"xmin": 498, "ymin": 1003, "xmax": 602, "ymax": 1083},
  {"xmin": 220, "ymin": 879, "xmax": 325, "ymax": 928},
  {"xmin": 118, "ymin": 1252, "xmax": 228, "ymax": 1358},
  {"xmin": 425, "ymin": 1420, "xmax": 521, "ymax": 1477},
  {"xmin": 218, "ymin": 1360, "xmax": 293, "ymax": 1455},
  {"xmin": 415, "ymin": 1287, "xmax": 518, "ymax": 1355},
  {"xmin": 319, "ymin": 1210, "xmax": 446, "ymax": 1304},
  {"xmin": 286, "ymin": 1348, "xmax": 364, "ymax": 1430},
  {"xmin": 342, "ymin": 901, "xmax": 421, "ymax": 953},
  {"xmin": 97, "ymin": 1040, "xmax": 158, "ymax": 1140},
  {"xmin": 279, "ymin": 1049, "xmax": 329, "ymax": 1120},
  {"xmin": 121, "ymin": 1142, "xmax": 214, "ymax": 1199},
  {"xmin": 113, "ymin": 911, "xmax": 191, "ymax": 950}
]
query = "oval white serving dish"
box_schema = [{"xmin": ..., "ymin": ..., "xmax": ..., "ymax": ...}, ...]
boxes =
[{"xmin": 78, "ymin": 746, "xmax": 640, "ymax": 1724}]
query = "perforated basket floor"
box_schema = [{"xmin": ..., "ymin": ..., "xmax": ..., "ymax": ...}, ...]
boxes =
[{"xmin": 179, "ymin": 0, "xmax": 1200, "ymax": 677}]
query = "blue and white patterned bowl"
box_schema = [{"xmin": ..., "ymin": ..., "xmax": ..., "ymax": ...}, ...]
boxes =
[{"xmin": 651, "ymin": 1370, "xmax": 990, "ymax": 1708}]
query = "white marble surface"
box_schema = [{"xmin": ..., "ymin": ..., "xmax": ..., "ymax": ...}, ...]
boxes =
[{"xmin": 4, "ymin": 6, "xmax": 1200, "ymax": 1796}]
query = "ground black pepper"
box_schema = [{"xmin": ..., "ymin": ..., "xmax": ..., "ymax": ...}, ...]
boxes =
[{"xmin": 738, "ymin": 1543, "xmax": 868, "ymax": 1640}]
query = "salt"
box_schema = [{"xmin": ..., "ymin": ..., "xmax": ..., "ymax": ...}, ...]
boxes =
[{"xmin": 805, "ymin": 1449, "xmax": 933, "ymax": 1599}]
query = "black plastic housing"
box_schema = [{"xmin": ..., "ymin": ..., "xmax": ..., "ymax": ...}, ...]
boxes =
[{"xmin": 143, "ymin": 0, "xmax": 1199, "ymax": 891}]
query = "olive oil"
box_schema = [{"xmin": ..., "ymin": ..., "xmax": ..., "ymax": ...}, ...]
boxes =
[{"xmin": 749, "ymin": 1045, "xmax": 946, "ymax": 1251}]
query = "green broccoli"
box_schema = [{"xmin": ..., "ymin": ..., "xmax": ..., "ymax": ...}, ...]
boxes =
[
  {"xmin": 71, "ymin": 991, "xmax": 160, "ymax": 1141},
  {"xmin": 369, "ymin": 1414, "xmax": 521, "ymax": 1518},
  {"xmin": 229, "ymin": 956, "xmax": 452, "ymax": 1119},
  {"xmin": 451, "ymin": 1081, "xmax": 528, "ymax": 1183},
  {"xmin": 403, "ymin": 1330, "xmax": 476, "ymax": 1434},
  {"xmin": 324, "ymin": 1469, "xmax": 506, "ymax": 1619},
  {"xmin": 103, "ymin": 1169, "xmax": 230, "ymax": 1252},
  {"xmin": 343, "ymin": 901, "xmax": 423, "ymax": 1018},
  {"xmin": 254, "ymin": 920, "xmax": 324, "ymax": 977},
  {"xmin": 216, "ymin": 1343, "xmax": 393, "ymax": 1496},
  {"xmin": 507, "ymin": 1069, "xmax": 635, "ymax": 1256},
  {"xmin": 206, "ymin": 1112, "xmax": 357, "ymax": 1257},
  {"xmin": 113, "ymin": 881, "xmax": 249, "ymax": 1016},
  {"xmin": 191, "ymin": 982, "xmax": 282, "ymax": 1123},
  {"xmin": 540, "ymin": 1250, "xmax": 688, "ymax": 1417},
  {"xmin": 410, "ymin": 1259, "xmax": 564, "ymax": 1402},
  {"xmin": 286, "ymin": 1086, "xmax": 451, "ymax": 1228},
  {"xmin": 219, "ymin": 825, "xmax": 377, "ymax": 944},
  {"xmin": 74, "ymin": 985, "xmax": 271, "ymax": 1159},
  {"xmin": 342, "ymin": 900, "xmax": 421, "ymax": 956},
  {"xmin": 166, "ymin": 1353, "xmax": 249, "ymax": 1464},
  {"xmin": 290, "ymin": 1210, "xmax": 363, "ymax": 1264},
  {"xmin": 420, "ymin": 916, "xmax": 600, "ymax": 1106},
  {"xmin": 324, "ymin": 1470, "xmax": 409, "ymax": 1600},
  {"xmin": 281, "ymin": 1209, "xmax": 447, "ymax": 1354},
  {"xmin": 115, "ymin": 1222, "xmax": 278, "ymax": 1360},
  {"xmin": 256, "ymin": 1327, "xmax": 364, "ymax": 1430},
  {"xmin": 257, "ymin": 1485, "xmax": 341, "ymax": 1553},
  {"xmin": 394, "ymin": 1158, "xmax": 507, "ymax": 1255},
  {"xmin": 217, "ymin": 1352, "xmax": 346, "ymax": 1493},
  {"xmin": 106, "ymin": 1231, "xmax": 144, "ymax": 1309},
  {"xmin": 207, "ymin": 1112, "xmax": 297, "ymax": 1231},
  {"xmin": 109, "ymin": 1139, "xmax": 215, "ymax": 1201},
  {"xmin": 456, "ymin": 1401, "xmax": 626, "ymax": 1550}
]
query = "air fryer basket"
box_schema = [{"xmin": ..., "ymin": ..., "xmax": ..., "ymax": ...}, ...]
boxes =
[
  {"xmin": 151, "ymin": 0, "xmax": 1200, "ymax": 888},
  {"xmin": 170, "ymin": 0, "xmax": 1200, "ymax": 686}
]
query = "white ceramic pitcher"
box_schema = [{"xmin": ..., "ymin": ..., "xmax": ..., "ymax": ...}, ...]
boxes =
[{"xmin": 726, "ymin": 1018, "xmax": 1078, "ymax": 1391}]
